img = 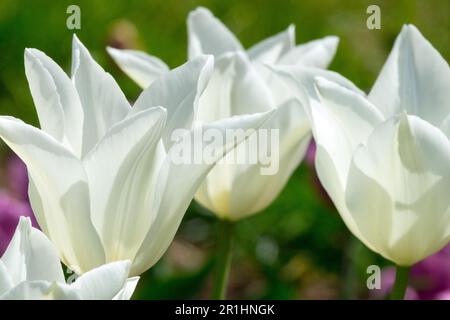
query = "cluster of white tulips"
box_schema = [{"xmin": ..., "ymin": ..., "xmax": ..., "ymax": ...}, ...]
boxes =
[{"xmin": 0, "ymin": 7, "xmax": 448, "ymax": 300}]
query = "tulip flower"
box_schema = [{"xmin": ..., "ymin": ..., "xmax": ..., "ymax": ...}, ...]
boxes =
[
  {"xmin": 0, "ymin": 35, "xmax": 274, "ymax": 277},
  {"xmin": 108, "ymin": 7, "xmax": 341, "ymax": 221},
  {"xmin": 0, "ymin": 217, "xmax": 137, "ymax": 300},
  {"xmin": 298, "ymin": 25, "xmax": 450, "ymax": 299}
]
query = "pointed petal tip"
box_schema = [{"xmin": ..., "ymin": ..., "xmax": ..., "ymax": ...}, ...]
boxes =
[
  {"xmin": 314, "ymin": 75, "xmax": 334, "ymax": 90},
  {"xmin": 399, "ymin": 24, "xmax": 421, "ymax": 41},
  {"xmin": 72, "ymin": 33, "xmax": 81, "ymax": 44},
  {"xmin": 154, "ymin": 105, "xmax": 168, "ymax": 117},
  {"xmin": 106, "ymin": 46, "xmax": 122, "ymax": 62},
  {"xmin": 192, "ymin": 53, "xmax": 215, "ymax": 67},
  {"xmin": 24, "ymin": 48, "xmax": 42, "ymax": 60},
  {"xmin": 398, "ymin": 111, "xmax": 412, "ymax": 129},
  {"xmin": 287, "ymin": 23, "xmax": 296, "ymax": 35},
  {"xmin": 24, "ymin": 48, "xmax": 34, "ymax": 60},
  {"xmin": 17, "ymin": 216, "xmax": 32, "ymax": 229},
  {"xmin": 326, "ymin": 35, "xmax": 340, "ymax": 45},
  {"xmin": 115, "ymin": 259, "xmax": 132, "ymax": 272},
  {"xmin": 71, "ymin": 34, "xmax": 88, "ymax": 55},
  {"xmin": 190, "ymin": 6, "xmax": 213, "ymax": 19},
  {"xmin": 106, "ymin": 46, "xmax": 119, "ymax": 56}
]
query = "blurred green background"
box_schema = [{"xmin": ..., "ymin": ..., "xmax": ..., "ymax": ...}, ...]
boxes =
[{"xmin": 0, "ymin": 0, "xmax": 448, "ymax": 299}]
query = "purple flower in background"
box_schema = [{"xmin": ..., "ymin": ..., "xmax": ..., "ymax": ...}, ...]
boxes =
[
  {"xmin": 0, "ymin": 154, "xmax": 35, "ymax": 255},
  {"xmin": 305, "ymin": 140, "xmax": 333, "ymax": 207},
  {"xmin": 372, "ymin": 245, "xmax": 450, "ymax": 300},
  {"xmin": 6, "ymin": 154, "xmax": 29, "ymax": 201},
  {"xmin": 409, "ymin": 245, "xmax": 450, "ymax": 299},
  {"xmin": 372, "ymin": 267, "xmax": 419, "ymax": 300},
  {"xmin": 305, "ymin": 140, "xmax": 317, "ymax": 167}
]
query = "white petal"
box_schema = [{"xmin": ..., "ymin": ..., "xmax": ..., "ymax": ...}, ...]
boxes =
[
  {"xmin": 24, "ymin": 48, "xmax": 84, "ymax": 156},
  {"xmin": 268, "ymin": 64, "xmax": 365, "ymax": 104},
  {"xmin": 303, "ymin": 78, "xmax": 383, "ymax": 240},
  {"xmin": 346, "ymin": 114, "xmax": 450, "ymax": 265},
  {"xmin": 187, "ymin": 7, "xmax": 244, "ymax": 59},
  {"xmin": 196, "ymin": 52, "xmax": 274, "ymax": 124},
  {"xmin": 314, "ymin": 77, "xmax": 384, "ymax": 153},
  {"xmin": 0, "ymin": 280, "xmax": 83, "ymax": 300},
  {"xmin": 83, "ymin": 107, "xmax": 166, "ymax": 262},
  {"xmin": 131, "ymin": 110, "xmax": 276, "ymax": 276},
  {"xmin": 0, "ymin": 117, "xmax": 105, "ymax": 274},
  {"xmin": 72, "ymin": 260, "xmax": 131, "ymax": 300},
  {"xmin": 1, "ymin": 217, "xmax": 64, "ymax": 285},
  {"xmin": 368, "ymin": 25, "xmax": 450, "ymax": 125},
  {"xmin": 133, "ymin": 55, "xmax": 213, "ymax": 150},
  {"xmin": 71, "ymin": 35, "xmax": 131, "ymax": 156},
  {"xmin": 107, "ymin": 47, "xmax": 169, "ymax": 89},
  {"xmin": 113, "ymin": 276, "xmax": 139, "ymax": 300},
  {"xmin": 279, "ymin": 36, "xmax": 339, "ymax": 69},
  {"xmin": 247, "ymin": 25, "xmax": 295, "ymax": 64},
  {"xmin": 24, "ymin": 51, "xmax": 63, "ymax": 141},
  {"xmin": 0, "ymin": 281, "xmax": 52, "ymax": 300},
  {"xmin": 0, "ymin": 261, "xmax": 13, "ymax": 296},
  {"xmin": 197, "ymin": 99, "xmax": 311, "ymax": 220}
]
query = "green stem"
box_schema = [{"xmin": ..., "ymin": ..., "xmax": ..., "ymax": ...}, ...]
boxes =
[
  {"xmin": 340, "ymin": 237, "xmax": 362, "ymax": 299},
  {"xmin": 389, "ymin": 265, "xmax": 411, "ymax": 300},
  {"xmin": 211, "ymin": 220, "xmax": 234, "ymax": 300}
]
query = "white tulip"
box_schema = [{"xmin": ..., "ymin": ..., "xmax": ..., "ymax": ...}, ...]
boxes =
[
  {"xmin": 303, "ymin": 25, "xmax": 450, "ymax": 266},
  {"xmin": 0, "ymin": 35, "xmax": 274, "ymax": 276},
  {"xmin": 108, "ymin": 7, "xmax": 340, "ymax": 220},
  {"xmin": 0, "ymin": 217, "xmax": 138, "ymax": 300}
]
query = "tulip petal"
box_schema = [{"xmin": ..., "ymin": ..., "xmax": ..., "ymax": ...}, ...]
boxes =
[
  {"xmin": 0, "ymin": 117, "xmax": 105, "ymax": 273},
  {"xmin": 71, "ymin": 35, "xmax": 131, "ymax": 156},
  {"xmin": 200, "ymin": 99, "xmax": 311, "ymax": 219},
  {"xmin": 346, "ymin": 115, "xmax": 450, "ymax": 265},
  {"xmin": 314, "ymin": 77, "xmax": 384, "ymax": 153},
  {"xmin": 71, "ymin": 261, "xmax": 131, "ymax": 300},
  {"xmin": 0, "ymin": 280, "xmax": 83, "ymax": 300},
  {"xmin": 24, "ymin": 49, "xmax": 84, "ymax": 155},
  {"xmin": 303, "ymin": 78, "xmax": 383, "ymax": 239},
  {"xmin": 83, "ymin": 107, "xmax": 166, "ymax": 262},
  {"xmin": 368, "ymin": 25, "xmax": 450, "ymax": 126},
  {"xmin": 196, "ymin": 52, "xmax": 274, "ymax": 125},
  {"xmin": 113, "ymin": 276, "xmax": 139, "ymax": 300},
  {"xmin": 1, "ymin": 217, "xmax": 64, "ymax": 285},
  {"xmin": 133, "ymin": 55, "xmax": 213, "ymax": 150},
  {"xmin": 187, "ymin": 7, "xmax": 244, "ymax": 59},
  {"xmin": 131, "ymin": 110, "xmax": 276, "ymax": 275},
  {"xmin": 247, "ymin": 25, "xmax": 295, "ymax": 64},
  {"xmin": 0, "ymin": 261, "xmax": 13, "ymax": 296},
  {"xmin": 279, "ymin": 36, "xmax": 339, "ymax": 69},
  {"xmin": 107, "ymin": 47, "xmax": 169, "ymax": 89},
  {"xmin": 0, "ymin": 281, "xmax": 50, "ymax": 300},
  {"xmin": 266, "ymin": 64, "xmax": 365, "ymax": 106}
]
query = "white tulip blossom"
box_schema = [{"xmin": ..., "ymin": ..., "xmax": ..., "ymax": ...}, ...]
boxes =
[
  {"xmin": 108, "ymin": 7, "xmax": 341, "ymax": 220},
  {"xmin": 0, "ymin": 35, "xmax": 274, "ymax": 276},
  {"xmin": 0, "ymin": 217, "xmax": 138, "ymax": 300},
  {"xmin": 301, "ymin": 25, "xmax": 450, "ymax": 266}
]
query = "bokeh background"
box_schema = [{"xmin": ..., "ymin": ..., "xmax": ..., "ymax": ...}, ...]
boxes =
[{"xmin": 0, "ymin": 0, "xmax": 448, "ymax": 299}]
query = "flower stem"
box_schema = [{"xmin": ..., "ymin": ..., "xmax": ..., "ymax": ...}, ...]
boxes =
[
  {"xmin": 340, "ymin": 237, "xmax": 362, "ymax": 299},
  {"xmin": 389, "ymin": 265, "xmax": 411, "ymax": 300},
  {"xmin": 211, "ymin": 219, "xmax": 234, "ymax": 300}
]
